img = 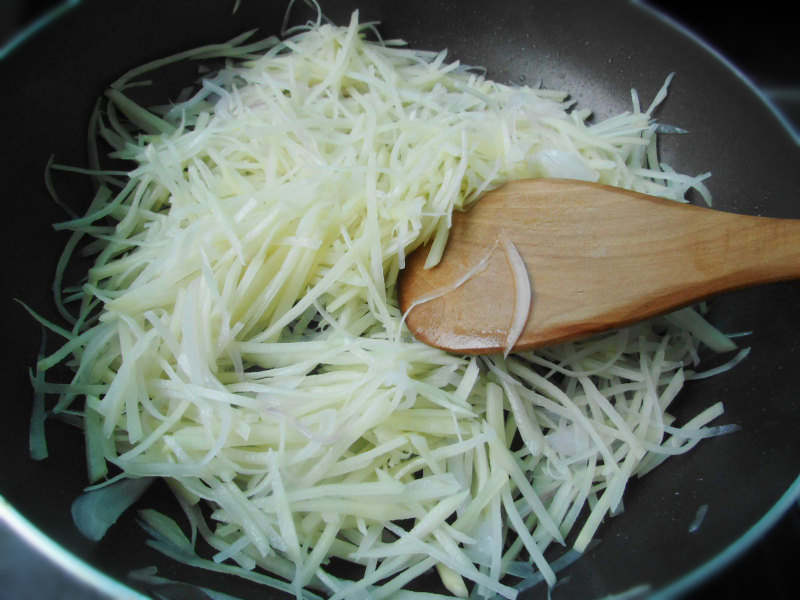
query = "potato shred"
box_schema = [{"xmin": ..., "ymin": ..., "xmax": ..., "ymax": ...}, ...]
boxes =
[{"xmin": 31, "ymin": 9, "xmax": 742, "ymax": 600}]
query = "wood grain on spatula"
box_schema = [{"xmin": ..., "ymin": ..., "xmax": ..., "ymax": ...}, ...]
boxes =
[{"xmin": 398, "ymin": 178, "xmax": 800, "ymax": 354}]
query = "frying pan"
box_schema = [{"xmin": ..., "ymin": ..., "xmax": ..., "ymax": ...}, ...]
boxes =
[{"xmin": 1, "ymin": 1, "xmax": 798, "ymax": 598}]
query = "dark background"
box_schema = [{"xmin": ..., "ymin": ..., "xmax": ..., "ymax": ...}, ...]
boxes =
[{"xmin": 1, "ymin": 1, "xmax": 798, "ymax": 599}]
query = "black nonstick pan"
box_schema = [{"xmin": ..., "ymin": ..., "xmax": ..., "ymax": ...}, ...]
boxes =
[{"xmin": 1, "ymin": 1, "xmax": 798, "ymax": 599}]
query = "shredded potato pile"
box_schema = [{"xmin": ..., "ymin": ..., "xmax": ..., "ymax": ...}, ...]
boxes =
[{"xmin": 32, "ymin": 10, "xmax": 744, "ymax": 600}]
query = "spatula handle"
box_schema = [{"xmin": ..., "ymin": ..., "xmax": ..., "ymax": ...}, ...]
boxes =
[{"xmin": 678, "ymin": 209, "xmax": 800, "ymax": 297}]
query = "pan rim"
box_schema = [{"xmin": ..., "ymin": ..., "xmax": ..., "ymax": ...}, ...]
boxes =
[
  {"xmin": 651, "ymin": 475, "xmax": 800, "ymax": 599},
  {"xmin": 632, "ymin": 0, "xmax": 798, "ymax": 146},
  {"xmin": 0, "ymin": 493, "xmax": 146, "ymax": 599}
]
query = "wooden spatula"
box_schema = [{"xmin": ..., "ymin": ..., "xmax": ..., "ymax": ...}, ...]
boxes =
[{"xmin": 398, "ymin": 178, "xmax": 800, "ymax": 354}]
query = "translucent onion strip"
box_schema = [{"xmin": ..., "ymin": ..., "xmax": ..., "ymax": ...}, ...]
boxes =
[{"xmin": 500, "ymin": 235, "xmax": 531, "ymax": 357}]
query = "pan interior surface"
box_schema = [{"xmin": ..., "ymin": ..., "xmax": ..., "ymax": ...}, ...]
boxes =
[{"xmin": 1, "ymin": 1, "xmax": 798, "ymax": 599}]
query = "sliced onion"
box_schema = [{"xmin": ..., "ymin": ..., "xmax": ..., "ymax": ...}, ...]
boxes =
[
  {"xmin": 71, "ymin": 477, "xmax": 153, "ymax": 541},
  {"xmin": 500, "ymin": 235, "xmax": 532, "ymax": 357}
]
